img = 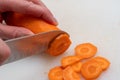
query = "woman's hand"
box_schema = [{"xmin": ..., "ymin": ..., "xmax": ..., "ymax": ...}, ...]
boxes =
[{"xmin": 0, "ymin": 0, "xmax": 58, "ymax": 64}]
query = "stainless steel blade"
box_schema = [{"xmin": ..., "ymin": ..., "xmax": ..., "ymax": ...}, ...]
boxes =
[{"xmin": 3, "ymin": 30, "xmax": 67, "ymax": 64}]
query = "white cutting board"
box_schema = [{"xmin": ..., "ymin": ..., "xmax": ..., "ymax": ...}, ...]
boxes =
[{"xmin": 0, "ymin": 0, "xmax": 120, "ymax": 80}]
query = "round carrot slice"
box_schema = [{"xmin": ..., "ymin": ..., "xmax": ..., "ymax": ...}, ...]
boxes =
[
  {"xmin": 72, "ymin": 61, "xmax": 82, "ymax": 73},
  {"xmin": 61, "ymin": 56, "xmax": 82, "ymax": 68},
  {"xmin": 93, "ymin": 56, "xmax": 110, "ymax": 70},
  {"xmin": 48, "ymin": 66, "xmax": 63, "ymax": 80},
  {"xmin": 81, "ymin": 59, "xmax": 102, "ymax": 79},
  {"xmin": 63, "ymin": 66, "xmax": 81, "ymax": 80},
  {"xmin": 75, "ymin": 43, "xmax": 97, "ymax": 59}
]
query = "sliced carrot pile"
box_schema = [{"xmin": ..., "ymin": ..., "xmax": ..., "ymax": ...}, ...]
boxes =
[
  {"xmin": 63, "ymin": 66, "xmax": 81, "ymax": 80},
  {"xmin": 75, "ymin": 43, "xmax": 97, "ymax": 59},
  {"xmin": 48, "ymin": 42, "xmax": 110, "ymax": 80},
  {"xmin": 61, "ymin": 56, "xmax": 81, "ymax": 68},
  {"xmin": 81, "ymin": 59, "xmax": 102, "ymax": 79},
  {"xmin": 48, "ymin": 66, "xmax": 63, "ymax": 80},
  {"xmin": 71, "ymin": 61, "xmax": 82, "ymax": 73},
  {"xmin": 4, "ymin": 12, "xmax": 71, "ymax": 56},
  {"xmin": 92, "ymin": 56, "xmax": 110, "ymax": 70}
]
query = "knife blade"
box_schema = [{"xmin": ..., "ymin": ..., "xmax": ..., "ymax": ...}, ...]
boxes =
[{"xmin": 3, "ymin": 30, "xmax": 67, "ymax": 64}]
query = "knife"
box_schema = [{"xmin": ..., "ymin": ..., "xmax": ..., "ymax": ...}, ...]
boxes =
[{"xmin": 3, "ymin": 30, "xmax": 67, "ymax": 64}]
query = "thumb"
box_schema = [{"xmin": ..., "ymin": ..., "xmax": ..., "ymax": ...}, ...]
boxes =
[{"xmin": 0, "ymin": 23, "xmax": 34, "ymax": 40}]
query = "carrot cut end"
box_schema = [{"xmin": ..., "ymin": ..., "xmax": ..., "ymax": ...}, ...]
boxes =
[{"xmin": 46, "ymin": 34, "xmax": 71, "ymax": 56}]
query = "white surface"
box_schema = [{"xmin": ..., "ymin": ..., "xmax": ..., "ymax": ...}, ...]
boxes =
[{"xmin": 0, "ymin": 0, "xmax": 120, "ymax": 80}]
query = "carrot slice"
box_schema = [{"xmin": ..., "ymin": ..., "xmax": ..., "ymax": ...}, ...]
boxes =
[
  {"xmin": 63, "ymin": 66, "xmax": 81, "ymax": 80},
  {"xmin": 72, "ymin": 61, "xmax": 82, "ymax": 73},
  {"xmin": 81, "ymin": 59, "xmax": 102, "ymax": 79},
  {"xmin": 75, "ymin": 43, "xmax": 97, "ymax": 59},
  {"xmin": 4, "ymin": 12, "xmax": 71, "ymax": 56},
  {"xmin": 48, "ymin": 66, "xmax": 63, "ymax": 80},
  {"xmin": 92, "ymin": 56, "xmax": 110, "ymax": 70},
  {"xmin": 61, "ymin": 56, "xmax": 81, "ymax": 68}
]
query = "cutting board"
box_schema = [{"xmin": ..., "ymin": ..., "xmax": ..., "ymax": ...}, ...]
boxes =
[{"xmin": 0, "ymin": 0, "xmax": 120, "ymax": 80}]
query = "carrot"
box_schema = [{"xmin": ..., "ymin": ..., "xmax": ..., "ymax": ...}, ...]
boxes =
[
  {"xmin": 48, "ymin": 66, "xmax": 63, "ymax": 80},
  {"xmin": 71, "ymin": 61, "xmax": 82, "ymax": 73},
  {"xmin": 81, "ymin": 59, "xmax": 102, "ymax": 79},
  {"xmin": 4, "ymin": 12, "xmax": 71, "ymax": 56},
  {"xmin": 61, "ymin": 56, "xmax": 81, "ymax": 68},
  {"xmin": 92, "ymin": 56, "xmax": 110, "ymax": 70},
  {"xmin": 63, "ymin": 66, "xmax": 81, "ymax": 80},
  {"xmin": 75, "ymin": 43, "xmax": 97, "ymax": 59}
]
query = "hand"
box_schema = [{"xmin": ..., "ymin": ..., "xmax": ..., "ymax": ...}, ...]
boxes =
[{"xmin": 0, "ymin": 0, "xmax": 58, "ymax": 64}]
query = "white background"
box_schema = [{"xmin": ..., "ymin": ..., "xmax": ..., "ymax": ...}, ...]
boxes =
[{"xmin": 0, "ymin": 0, "xmax": 120, "ymax": 80}]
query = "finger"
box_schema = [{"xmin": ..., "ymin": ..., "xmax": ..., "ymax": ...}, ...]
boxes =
[
  {"xmin": 0, "ymin": 38, "xmax": 10, "ymax": 65},
  {"xmin": 0, "ymin": 23, "xmax": 34, "ymax": 39},
  {"xmin": 32, "ymin": 0, "xmax": 58, "ymax": 25},
  {"xmin": 3, "ymin": 0, "xmax": 58, "ymax": 25},
  {"xmin": 29, "ymin": 0, "xmax": 57, "ymax": 21}
]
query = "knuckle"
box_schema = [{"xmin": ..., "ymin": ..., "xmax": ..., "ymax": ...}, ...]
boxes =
[
  {"xmin": 22, "ymin": 2, "xmax": 36, "ymax": 13},
  {"xmin": 11, "ymin": 27, "xmax": 33, "ymax": 38},
  {"xmin": 9, "ymin": 27, "xmax": 22, "ymax": 38}
]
